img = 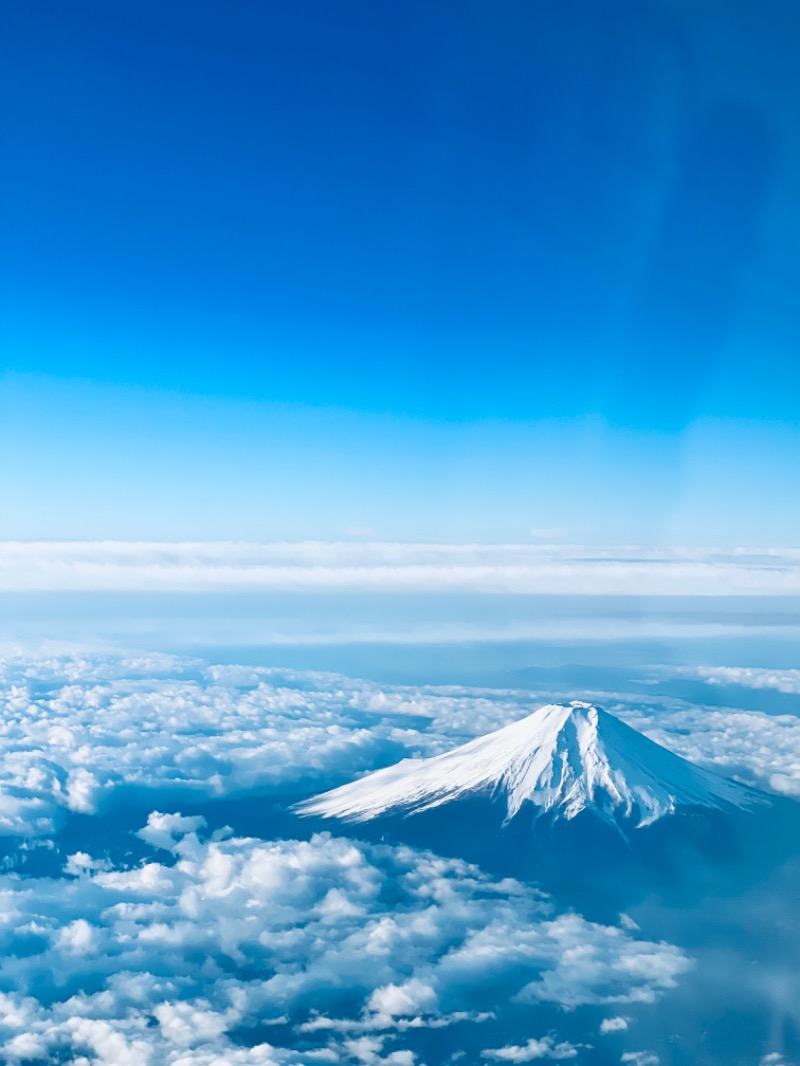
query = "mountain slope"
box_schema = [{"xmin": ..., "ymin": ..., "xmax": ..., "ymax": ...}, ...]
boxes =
[{"xmin": 297, "ymin": 701, "xmax": 760, "ymax": 829}]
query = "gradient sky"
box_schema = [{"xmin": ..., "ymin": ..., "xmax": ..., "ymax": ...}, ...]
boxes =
[{"xmin": 2, "ymin": 1, "xmax": 799, "ymax": 542}]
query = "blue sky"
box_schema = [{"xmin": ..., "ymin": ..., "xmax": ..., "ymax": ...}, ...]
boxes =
[{"xmin": 2, "ymin": 0, "xmax": 799, "ymax": 542}]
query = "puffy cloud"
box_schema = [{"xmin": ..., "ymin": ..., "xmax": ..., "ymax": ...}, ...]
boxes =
[
  {"xmin": 615, "ymin": 704, "xmax": 800, "ymax": 795},
  {"xmin": 767, "ymin": 775, "xmax": 800, "ymax": 799},
  {"xmin": 600, "ymin": 1017, "xmax": 630, "ymax": 1034},
  {"xmin": 0, "ymin": 649, "xmax": 798, "ymax": 843},
  {"xmin": 511, "ymin": 915, "xmax": 690, "ymax": 1009},
  {"xmin": 341, "ymin": 1035, "xmax": 416, "ymax": 1064},
  {"xmin": 64, "ymin": 1017, "xmax": 155, "ymax": 1066},
  {"xmin": 0, "ymin": 822, "xmax": 688, "ymax": 1064},
  {"xmin": 137, "ymin": 812, "xmax": 209, "ymax": 851},
  {"xmin": 65, "ymin": 768, "xmax": 100, "ymax": 813},
  {"xmin": 366, "ymin": 980, "xmax": 439, "ymax": 1022},
  {"xmin": 0, "ymin": 648, "xmax": 796, "ymax": 1064},
  {"xmin": 55, "ymin": 918, "xmax": 99, "ymax": 956},
  {"xmin": 620, "ymin": 1053, "xmax": 659, "ymax": 1065},
  {"xmin": 482, "ymin": 1035, "xmax": 583, "ymax": 1060},
  {"xmin": 0, "ymin": 652, "xmax": 450, "ymax": 837},
  {"xmin": 682, "ymin": 666, "xmax": 800, "ymax": 695}
]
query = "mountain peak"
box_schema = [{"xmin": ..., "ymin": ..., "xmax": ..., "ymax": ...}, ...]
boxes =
[{"xmin": 298, "ymin": 701, "xmax": 759, "ymax": 829}]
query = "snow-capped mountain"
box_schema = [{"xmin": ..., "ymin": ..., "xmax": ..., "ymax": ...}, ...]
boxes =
[{"xmin": 298, "ymin": 701, "xmax": 760, "ymax": 829}]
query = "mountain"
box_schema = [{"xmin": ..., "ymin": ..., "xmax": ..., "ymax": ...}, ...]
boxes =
[{"xmin": 297, "ymin": 701, "xmax": 761, "ymax": 830}]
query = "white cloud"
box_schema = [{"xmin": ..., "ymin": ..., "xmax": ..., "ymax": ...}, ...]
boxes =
[
  {"xmin": 482, "ymin": 1035, "xmax": 583, "ymax": 1060},
  {"xmin": 0, "ymin": 822, "xmax": 688, "ymax": 1064},
  {"xmin": 620, "ymin": 1053, "xmax": 659, "ymax": 1065},
  {"xmin": 0, "ymin": 649, "xmax": 796, "ymax": 1063},
  {"xmin": 615, "ymin": 704, "xmax": 800, "ymax": 795},
  {"xmin": 366, "ymin": 979, "xmax": 439, "ymax": 1021},
  {"xmin": 600, "ymin": 1016, "xmax": 630, "ymax": 1034},
  {"xmin": 0, "ymin": 540, "xmax": 798, "ymax": 594},
  {"xmin": 0, "ymin": 652, "xmax": 451, "ymax": 836},
  {"xmin": 0, "ymin": 650, "xmax": 798, "ymax": 841},
  {"xmin": 65, "ymin": 767, "xmax": 100, "ymax": 813},
  {"xmin": 55, "ymin": 918, "xmax": 99, "ymax": 957},
  {"xmin": 512, "ymin": 915, "xmax": 690, "ymax": 1009},
  {"xmin": 681, "ymin": 666, "xmax": 800, "ymax": 695},
  {"xmin": 768, "ymin": 774, "xmax": 800, "ymax": 799}
]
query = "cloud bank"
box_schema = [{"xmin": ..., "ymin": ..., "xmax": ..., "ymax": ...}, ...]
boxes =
[
  {"xmin": 0, "ymin": 822, "xmax": 689, "ymax": 1064},
  {"xmin": 682, "ymin": 665, "xmax": 800, "ymax": 695},
  {"xmin": 0, "ymin": 649, "xmax": 795, "ymax": 1063},
  {"xmin": 1, "ymin": 652, "xmax": 799, "ymax": 839},
  {"xmin": 1, "ymin": 541, "xmax": 800, "ymax": 594}
]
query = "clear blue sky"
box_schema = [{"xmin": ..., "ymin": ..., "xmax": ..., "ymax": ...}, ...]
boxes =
[{"xmin": 2, "ymin": 1, "xmax": 799, "ymax": 542}]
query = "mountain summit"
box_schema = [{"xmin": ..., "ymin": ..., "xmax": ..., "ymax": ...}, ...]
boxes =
[{"xmin": 298, "ymin": 701, "xmax": 759, "ymax": 830}]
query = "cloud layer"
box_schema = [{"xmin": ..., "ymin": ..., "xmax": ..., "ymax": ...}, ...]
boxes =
[
  {"xmin": 2, "ymin": 540, "xmax": 800, "ymax": 594},
  {"xmin": 0, "ymin": 821, "xmax": 689, "ymax": 1064},
  {"xmin": 1, "ymin": 652, "xmax": 799, "ymax": 838},
  {"xmin": 0, "ymin": 649, "xmax": 796, "ymax": 1063}
]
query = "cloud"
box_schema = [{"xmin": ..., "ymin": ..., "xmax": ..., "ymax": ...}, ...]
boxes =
[
  {"xmin": 0, "ymin": 650, "xmax": 798, "ymax": 841},
  {"xmin": 681, "ymin": 666, "xmax": 800, "ymax": 695},
  {"xmin": 366, "ymin": 980, "xmax": 439, "ymax": 1022},
  {"xmin": 0, "ymin": 540, "xmax": 799, "ymax": 594},
  {"xmin": 768, "ymin": 775, "xmax": 800, "ymax": 799},
  {"xmin": 0, "ymin": 649, "xmax": 796, "ymax": 1063},
  {"xmin": 615, "ymin": 703, "xmax": 800, "ymax": 795},
  {"xmin": 55, "ymin": 918, "xmax": 99, "ymax": 956},
  {"xmin": 600, "ymin": 1016, "xmax": 630, "ymax": 1034},
  {"xmin": 0, "ymin": 822, "xmax": 688, "ymax": 1064},
  {"xmin": 0, "ymin": 652, "xmax": 439, "ymax": 837},
  {"xmin": 512, "ymin": 915, "xmax": 690, "ymax": 1008},
  {"xmin": 482, "ymin": 1035, "xmax": 584, "ymax": 1060}
]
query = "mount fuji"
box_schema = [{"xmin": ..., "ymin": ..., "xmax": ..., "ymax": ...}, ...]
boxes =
[{"xmin": 297, "ymin": 701, "xmax": 761, "ymax": 831}]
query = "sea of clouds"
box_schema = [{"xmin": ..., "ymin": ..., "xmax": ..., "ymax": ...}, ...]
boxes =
[
  {"xmin": 0, "ymin": 650, "xmax": 797, "ymax": 1064},
  {"xmin": 1, "ymin": 652, "xmax": 799, "ymax": 839},
  {"xmin": 0, "ymin": 819, "xmax": 691, "ymax": 1064}
]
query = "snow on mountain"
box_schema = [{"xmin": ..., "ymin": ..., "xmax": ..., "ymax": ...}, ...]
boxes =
[{"xmin": 297, "ymin": 701, "xmax": 761, "ymax": 829}]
